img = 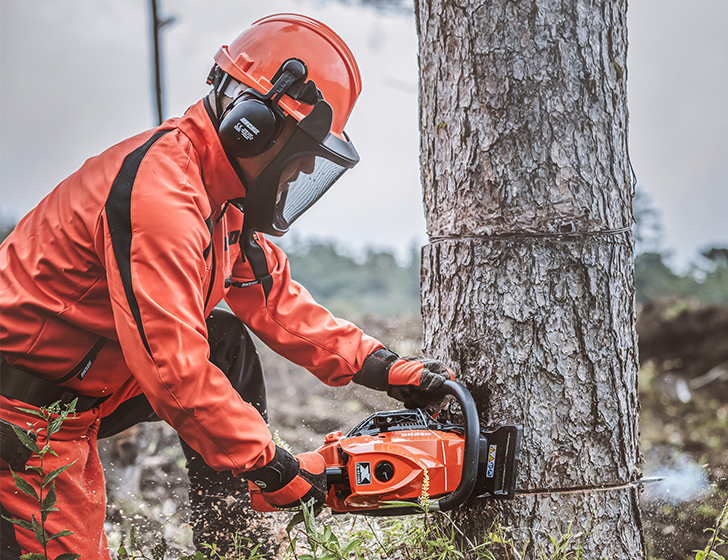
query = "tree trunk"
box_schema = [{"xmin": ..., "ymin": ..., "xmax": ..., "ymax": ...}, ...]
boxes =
[{"xmin": 415, "ymin": 1, "xmax": 645, "ymax": 558}]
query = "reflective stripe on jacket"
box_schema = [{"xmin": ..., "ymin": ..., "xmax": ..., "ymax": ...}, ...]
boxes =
[{"xmin": 0, "ymin": 98, "xmax": 383, "ymax": 475}]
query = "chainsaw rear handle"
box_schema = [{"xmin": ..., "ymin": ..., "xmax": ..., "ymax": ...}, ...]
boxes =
[{"xmin": 431, "ymin": 379, "xmax": 480, "ymax": 512}]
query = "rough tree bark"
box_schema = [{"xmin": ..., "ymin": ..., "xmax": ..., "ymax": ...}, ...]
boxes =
[{"xmin": 415, "ymin": 1, "xmax": 644, "ymax": 558}]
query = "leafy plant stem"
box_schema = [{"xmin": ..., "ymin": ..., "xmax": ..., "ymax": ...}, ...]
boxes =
[
  {"xmin": 2, "ymin": 399, "xmax": 80, "ymax": 560},
  {"xmin": 364, "ymin": 517, "xmax": 391, "ymax": 559},
  {"xmin": 702, "ymin": 496, "xmax": 728, "ymax": 559}
]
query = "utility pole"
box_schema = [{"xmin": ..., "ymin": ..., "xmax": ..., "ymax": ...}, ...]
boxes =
[{"xmin": 147, "ymin": 0, "xmax": 175, "ymax": 126}]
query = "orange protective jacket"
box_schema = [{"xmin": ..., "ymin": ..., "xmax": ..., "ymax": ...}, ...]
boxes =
[{"xmin": 0, "ymin": 99, "xmax": 383, "ymax": 475}]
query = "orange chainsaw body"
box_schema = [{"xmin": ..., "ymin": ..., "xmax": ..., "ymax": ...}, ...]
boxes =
[
  {"xmin": 248, "ymin": 426, "xmax": 466, "ymax": 513},
  {"xmin": 317, "ymin": 427, "xmax": 465, "ymax": 511},
  {"xmin": 249, "ymin": 383, "xmax": 522, "ymax": 515}
]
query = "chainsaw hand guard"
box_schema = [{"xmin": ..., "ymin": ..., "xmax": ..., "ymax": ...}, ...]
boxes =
[
  {"xmin": 242, "ymin": 446, "xmax": 327, "ymax": 510},
  {"xmin": 352, "ymin": 349, "xmax": 455, "ymax": 409}
]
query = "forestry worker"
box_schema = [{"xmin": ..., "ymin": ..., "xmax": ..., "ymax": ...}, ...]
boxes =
[{"xmin": 0, "ymin": 13, "xmax": 454, "ymax": 559}]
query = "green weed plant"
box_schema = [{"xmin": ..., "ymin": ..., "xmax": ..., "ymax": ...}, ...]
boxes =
[
  {"xmin": 281, "ymin": 468, "xmax": 593, "ymax": 560},
  {"xmin": 112, "ymin": 526, "xmax": 266, "ymax": 560},
  {"xmin": 694, "ymin": 496, "xmax": 728, "ymax": 560},
  {"xmin": 2, "ymin": 399, "xmax": 80, "ymax": 560}
]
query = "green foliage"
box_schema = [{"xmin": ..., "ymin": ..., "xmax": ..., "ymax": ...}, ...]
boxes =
[
  {"xmin": 113, "ymin": 527, "xmax": 265, "ymax": 560},
  {"xmin": 114, "ymin": 527, "xmax": 168, "ymax": 560},
  {"xmin": 0, "ymin": 215, "xmax": 15, "ymax": 244},
  {"xmin": 694, "ymin": 497, "xmax": 728, "ymax": 560},
  {"xmin": 282, "ymin": 494, "xmax": 596, "ymax": 560},
  {"xmin": 635, "ymin": 250, "xmax": 728, "ymax": 304},
  {"xmin": 281, "ymin": 238, "xmax": 421, "ymax": 318},
  {"xmin": 633, "ymin": 186, "xmax": 728, "ymax": 304},
  {"xmin": 1, "ymin": 400, "xmax": 80, "ymax": 560},
  {"xmin": 285, "ymin": 503, "xmax": 366, "ymax": 560},
  {"xmin": 283, "ymin": 236, "xmax": 728, "ymax": 311},
  {"xmin": 538, "ymin": 521, "xmax": 589, "ymax": 560}
]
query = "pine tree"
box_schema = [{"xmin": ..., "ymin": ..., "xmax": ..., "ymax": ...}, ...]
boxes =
[{"xmin": 416, "ymin": 1, "xmax": 644, "ymax": 557}]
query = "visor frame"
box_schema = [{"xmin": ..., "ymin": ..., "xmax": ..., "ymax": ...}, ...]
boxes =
[{"xmin": 241, "ymin": 99, "xmax": 360, "ymax": 236}]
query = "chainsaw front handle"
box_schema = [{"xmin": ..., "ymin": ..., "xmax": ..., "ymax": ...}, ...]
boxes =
[
  {"xmin": 430, "ymin": 380, "xmax": 480, "ymax": 512},
  {"xmin": 321, "ymin": 380, "xmax": 482, "ymax": 516}
]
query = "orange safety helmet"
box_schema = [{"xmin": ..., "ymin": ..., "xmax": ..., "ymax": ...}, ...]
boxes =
[
  {"xmin": 214, "ymin": 13, "xmax": 362, "ymax": 140},
  {"xmin": 208, "ymin": 14, "xmax": 363, "ymax": 236}
]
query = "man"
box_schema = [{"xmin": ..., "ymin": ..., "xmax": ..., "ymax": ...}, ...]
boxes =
[{"xmin": 0, "ymin": 14, "xmax": 454, "ymax": 558}]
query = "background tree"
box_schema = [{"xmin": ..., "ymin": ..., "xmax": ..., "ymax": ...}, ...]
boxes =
[{"xmin": 415, "ymin": 0, "xmax": 644, "ymax": 557}]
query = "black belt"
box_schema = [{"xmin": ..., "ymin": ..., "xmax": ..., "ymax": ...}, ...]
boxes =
[{"xmin": 0, "ymin": 360, "xmax": 108, "ymax": 413}]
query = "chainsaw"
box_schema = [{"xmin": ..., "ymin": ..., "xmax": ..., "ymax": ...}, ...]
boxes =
[{"xmin": 250, "ymin": 380, "xmax": 523, "ymax": 515}]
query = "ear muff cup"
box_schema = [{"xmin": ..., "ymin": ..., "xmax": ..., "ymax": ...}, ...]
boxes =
[{"xmin": 218, "ymin": 96, "xmax": 279, "ymax": 158}]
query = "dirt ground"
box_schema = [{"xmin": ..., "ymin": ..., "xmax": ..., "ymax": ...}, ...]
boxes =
[
  {"xmin": 98, "ymin": 314, "xmax": 728, "ymax": 559},
  {"xmin": 637, "ymin": 359, "xmax": 728, "ymax": 560}
]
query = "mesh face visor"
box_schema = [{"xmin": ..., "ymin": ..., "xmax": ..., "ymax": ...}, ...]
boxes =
[{"xmin": 243, "ymin": 100, "xmax": 359, "ymax": 235}]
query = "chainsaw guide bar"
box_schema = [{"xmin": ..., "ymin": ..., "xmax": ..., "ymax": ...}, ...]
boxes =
[{"xmin": 250, "ymin": 381, "xmax": 664, "ymax": 514}]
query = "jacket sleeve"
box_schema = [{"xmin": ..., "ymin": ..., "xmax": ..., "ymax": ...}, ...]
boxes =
[
  {"xmin": 225, "ymin": 234, "xmax": 384, "ymax": 386},
  {"xmin": 101, "ymin": 133, "xmax": 274, "ymax": 476}
]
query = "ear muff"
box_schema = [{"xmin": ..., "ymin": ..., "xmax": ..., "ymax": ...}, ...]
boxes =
[
  {"xmin": 218, "ymin": 92, "xmax": 281, "ymax": 158},
  {"xmin": 214, "ymin": 58, "xmax": 313, "ymax": 159}
]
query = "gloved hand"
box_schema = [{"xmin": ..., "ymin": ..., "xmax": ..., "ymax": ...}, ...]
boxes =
[
  {"xmin": 352, "ymin": 348, "xmax": 455, "ymax": 409},
  {"xmin": 242, "ymin": 446, "xmax": 327, "ymax": 510}
]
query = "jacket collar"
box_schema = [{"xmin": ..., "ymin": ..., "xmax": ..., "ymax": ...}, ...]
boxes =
[{"xmin": 176, "ymin": 98, "xmax": 247, "ymax": 210}]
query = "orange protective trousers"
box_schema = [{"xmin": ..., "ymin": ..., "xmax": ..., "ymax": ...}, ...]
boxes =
[{"xmin": 1, "ymin": 397, "xmax": 109, "ymax": 558}]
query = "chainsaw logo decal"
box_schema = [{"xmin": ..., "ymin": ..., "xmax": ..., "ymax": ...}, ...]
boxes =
[
  {"xmin": 486, "ymin": 445, "xmax": 497, "ymax": 478},
  {"xmin": 355, "ymin": 462, "xmax": 372, "ymax": 485}
]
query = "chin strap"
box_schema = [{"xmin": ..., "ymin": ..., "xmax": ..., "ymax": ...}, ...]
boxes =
[{"xmin": 238, "ymin": 226, "xmax": 273, "ymax": 301}]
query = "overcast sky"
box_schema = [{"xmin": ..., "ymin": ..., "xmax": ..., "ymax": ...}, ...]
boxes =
[{"xmin": 1, "ymin": 0, "xmax": 726, "ymax": 269}]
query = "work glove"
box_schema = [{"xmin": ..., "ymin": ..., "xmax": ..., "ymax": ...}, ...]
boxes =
[
  {"xmin": 242, "ymin": 446, "xmax": 327, "ymax": 510},
  {"xmin": 352, "ymin": 348, "xmax": 455, "ymax": 409}
]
